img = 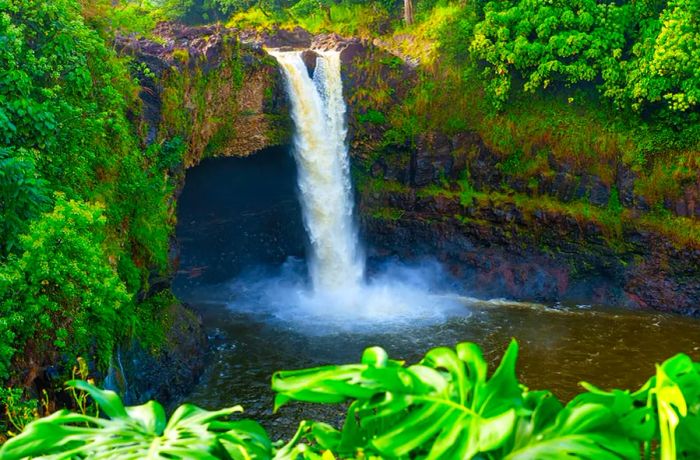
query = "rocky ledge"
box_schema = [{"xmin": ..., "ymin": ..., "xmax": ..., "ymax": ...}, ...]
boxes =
[
  {"xmin": 117, "ymin": 22, "xmax": 292, "ymax": 165},
  {"xmin": 106, "ymin": 302, "xmax": 207, "ymax": 405}
]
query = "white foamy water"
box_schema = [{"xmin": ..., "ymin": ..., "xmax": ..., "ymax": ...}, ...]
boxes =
[
  {"xmin": 270, "ymin": 50, "xmax": 364, "ymax": 292},
  {"xmin": 222, "ymin": 49, "xmax": 468, "ymax": 329}
]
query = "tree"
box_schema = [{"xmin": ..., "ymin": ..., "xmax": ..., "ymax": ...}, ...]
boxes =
[
  {"xmin": 626, "ymin": 0, "xmax": 700, "ymax": 112},
  {"xmin": 404, "ymin": 0, "xmax": 414, "ymax": 24}
]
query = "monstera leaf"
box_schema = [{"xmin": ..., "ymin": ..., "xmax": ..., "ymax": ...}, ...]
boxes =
[
  {"xmin": 3, "ymin": 342, "xmax": 699, "ymax": 460},
  {"xmin": 0, "ymin": 380, "xmax": 272, "ymax": 460},
  {"xmin": 272, "ymin": 341, "xmax": 700, "ymax": 460},
  {"xmin": 651, "ymin": 353, "xmax": 700, "ymax": 460},
  {"xmin": 272, "ymin": 340, "xmax": 523, "ymax": 459}
]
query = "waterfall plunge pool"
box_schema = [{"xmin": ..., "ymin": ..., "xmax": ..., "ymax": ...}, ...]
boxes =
[{"xmin": 173, "ymin": 150, "xmax": 700, "ymax": 438}]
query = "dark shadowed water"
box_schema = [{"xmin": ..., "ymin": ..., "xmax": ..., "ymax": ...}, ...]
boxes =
[{"xmin": 174, "ymin": 150, "xmax": 700, "ymax": 438}]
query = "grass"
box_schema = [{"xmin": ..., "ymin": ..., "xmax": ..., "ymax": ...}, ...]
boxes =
[
  {"xmin": 365, "ymin": 176, "xmax": 411, "ymax": 194},
  {"xmin": 368, "ymin": 174, "xmax": 700, "ymax": 252}
]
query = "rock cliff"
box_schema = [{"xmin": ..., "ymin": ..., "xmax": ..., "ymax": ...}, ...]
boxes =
[{"xmin": 121, "ymin": 23, "xmax": 700, "ymax": 314}]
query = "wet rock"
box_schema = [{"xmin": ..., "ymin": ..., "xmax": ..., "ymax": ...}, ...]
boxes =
[
  {"xmin": 466, "ymin": 139, "xmax": 502, "ymax": 190},
  {"xmin": 300, "ymin": 49, "xmax": 319, "ymax": 77},
  {"xmin": 358, "ymin": 187, "xmax": 700, "ymax": 313},
  {"xmin": 105, "ymin": 303, "xmax": 206, "ymax": 406},
  {"xmin": 573, "ymin": 174, "xmax": 610, "ymax": 206},
  {"xmin": 589, "ymin": 176, "xmax": 610, "ymax": 206},
  {"xmin": 311, "ymin": 34, "xmax": 366, "ymax": 64},
  {"xmin": 370, "ymin": 161, "xmax": 386, "ymax": 178},
  {"xmin": 616, "ymin": 163, "xmax": 637, "ymax": 208},
  {"xmin": 551, "ymin": 172, "xmax": 578, "ymax": 202},
  {"xmin": 412, "ymin": 132, "xmax": 454, "ymax": 186},
  {"xmin": 680, "ymin": 179, "xmax": 700, "ymax": 218}
]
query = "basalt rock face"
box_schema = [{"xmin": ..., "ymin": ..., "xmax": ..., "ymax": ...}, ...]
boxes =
[
  {"xmin": 105, "ymin": 302, "xmax": 207, "ymax": 405},
  {"xmin": 117, "ymin": 22, "xmax": 292, "ymax": 167},
  {"xmin": 239, "ymin": 26, "xmax": 313, "ymax": 49},
  {"xmin": 353, "ymin": 127, "xmax": 700, "ymax": 313},
  {"xmin": 361, "ymin": 186, "xmax": 700, "ymax": 313}
]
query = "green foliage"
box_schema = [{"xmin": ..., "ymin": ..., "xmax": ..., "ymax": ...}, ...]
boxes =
[
  {"xmin": 470, "ymin": 0, "xmax": 700, "ymax": 120},
  {"xmin": 0, "ymin": 0, "xmax": 137, "ymax": 192},
  {"xmin": 357, "ymin": 109, "xmax": 386, "ymax": 125},
  {"xmin": 0, "ymin": 196, "xmax": 131, "ymax": 380},
  {"xmin": 0, "ymin": 148, "xmax": 50, "ymax": 258},
  {"xmin": 471, "ymin": 0, "xmax": 633, "ymax": 108},
  {"xmin": 0, "ymin": 380, "xmax": 273, "ymax": 459},
  {"xmin": 620, "ymin": 0, "xmax": 700, "ymax": 114},
  {"xmin": 3, "ymin": 342, "xmax": 699, "ymax": 459},
  {"xmin": 0, "ymin": 0, "xmax": 183, "ymax": 382},
  {"xmin": 273, "ymin": 341, "xmax": 700, "ymax": 459},
  {"xmin": 0, "ymin": 388, "xmax": 37, "ymax": 438},
  {"xmin": 458, "ymin": 174, "xmax": 479, "ymax": 206},
  {"xmin": 607, "ymin": 186, "xmax": 623, "ymax": 215}
]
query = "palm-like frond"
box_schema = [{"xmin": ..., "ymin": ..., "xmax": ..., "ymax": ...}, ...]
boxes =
[{"xmin": 0, "ymin": 380, "xmax": 271, "ymax": 460}]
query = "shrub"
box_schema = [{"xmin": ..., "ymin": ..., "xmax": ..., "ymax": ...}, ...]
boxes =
[
  {"xmin": 0, "ymin": 148, "xmax": 50, "ymax": 258},
  {"xmin": 0, "ymin": 196, "xmax": 131, "ymax": 380},
  {"xmin": 470, "ymin": 0, "xmax": 700, "ymax": 120}
]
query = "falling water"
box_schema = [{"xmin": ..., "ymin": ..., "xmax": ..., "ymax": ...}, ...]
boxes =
[
  {"xmin": 207, "ymin": 48, "xmax": 466, "ymax": 326},
  {"xmin": 270, "ymin": 50, "xmax": 364, "ymax": 293}
]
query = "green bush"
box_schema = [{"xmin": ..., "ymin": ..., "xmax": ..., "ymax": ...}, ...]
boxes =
[
  {"xmin": 470, "ymin": 0, "xmax": 700, "ymax": 120},
  {"xmin": 0, "ymin": 0, "xmax": 181, "ymax": 382},
  {"xmin": 357, "ymin": 109, "xmax": 387, "ymax": 125},
  {"xmin": 0, "ymin": 148, "xmax": 49, "ymax": 258},
  {"xmin": 3, "ymin": 341, "xmax": 699, "ymax": 459},
  {"xmin": 0, "ymin": 196, "xmax": 131, "ymax": 380}
]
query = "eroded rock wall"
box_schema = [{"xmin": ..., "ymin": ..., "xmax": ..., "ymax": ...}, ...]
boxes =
[{"xmin": 118, "ymin": 22, "xmax": 292, "ymax": 167}]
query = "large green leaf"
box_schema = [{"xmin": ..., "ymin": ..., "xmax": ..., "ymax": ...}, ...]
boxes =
[
  {"xmin": 5, "ymin": 342, "xmax": 700, "ymax": 460},
  {"xmin": 0, "ymin": 380, "xmax": 271, "ymax": 460},
  {"xmin": 273, "ymin": 340, "xmax": 524, "ymax": 459},
  {"xmin": 504, "ymin": 402, "xmax": 641, "ymax": 459}
]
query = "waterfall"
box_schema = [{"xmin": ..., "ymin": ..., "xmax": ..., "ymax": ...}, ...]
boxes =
[
  {"xmin": 252, "ymin": 48, "xmax": 462, "ymax": 327},
  {"xmin": 270, "ymin": 50, "xmax": 364, "ymax": 293}
]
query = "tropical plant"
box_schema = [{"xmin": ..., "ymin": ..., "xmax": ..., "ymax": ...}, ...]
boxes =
[
  {"xmin": 274, "ymin": 340, "xmax": 629, "ymax": 458},
  {"xmin": 272, "ymin": 339, "xmax": 700, "ymax": 459},
  {"xmin": 0, "ymin": 387, "xmax": 37, "ymax": 439},
  {"xmin": 0, "ymin": 196, "xmax": 131, "ymax": 380},
  {"xmin": 3, "ymin": 341, "xmax": 698, "ymax": 459},
  {"xmin": 469, "ymin": 0, "xmax": 700, "ymax": 123},
  {"xmin": 0, "ymin": 148, "xmax": 49, "ymax": 258},
  {"xmin": 0, "ymin": 0, "xmax": 182, "ymax": 384},
  {"xmin": 0, "ymin": 380, "xmax": 273, "ymax": 460}
]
